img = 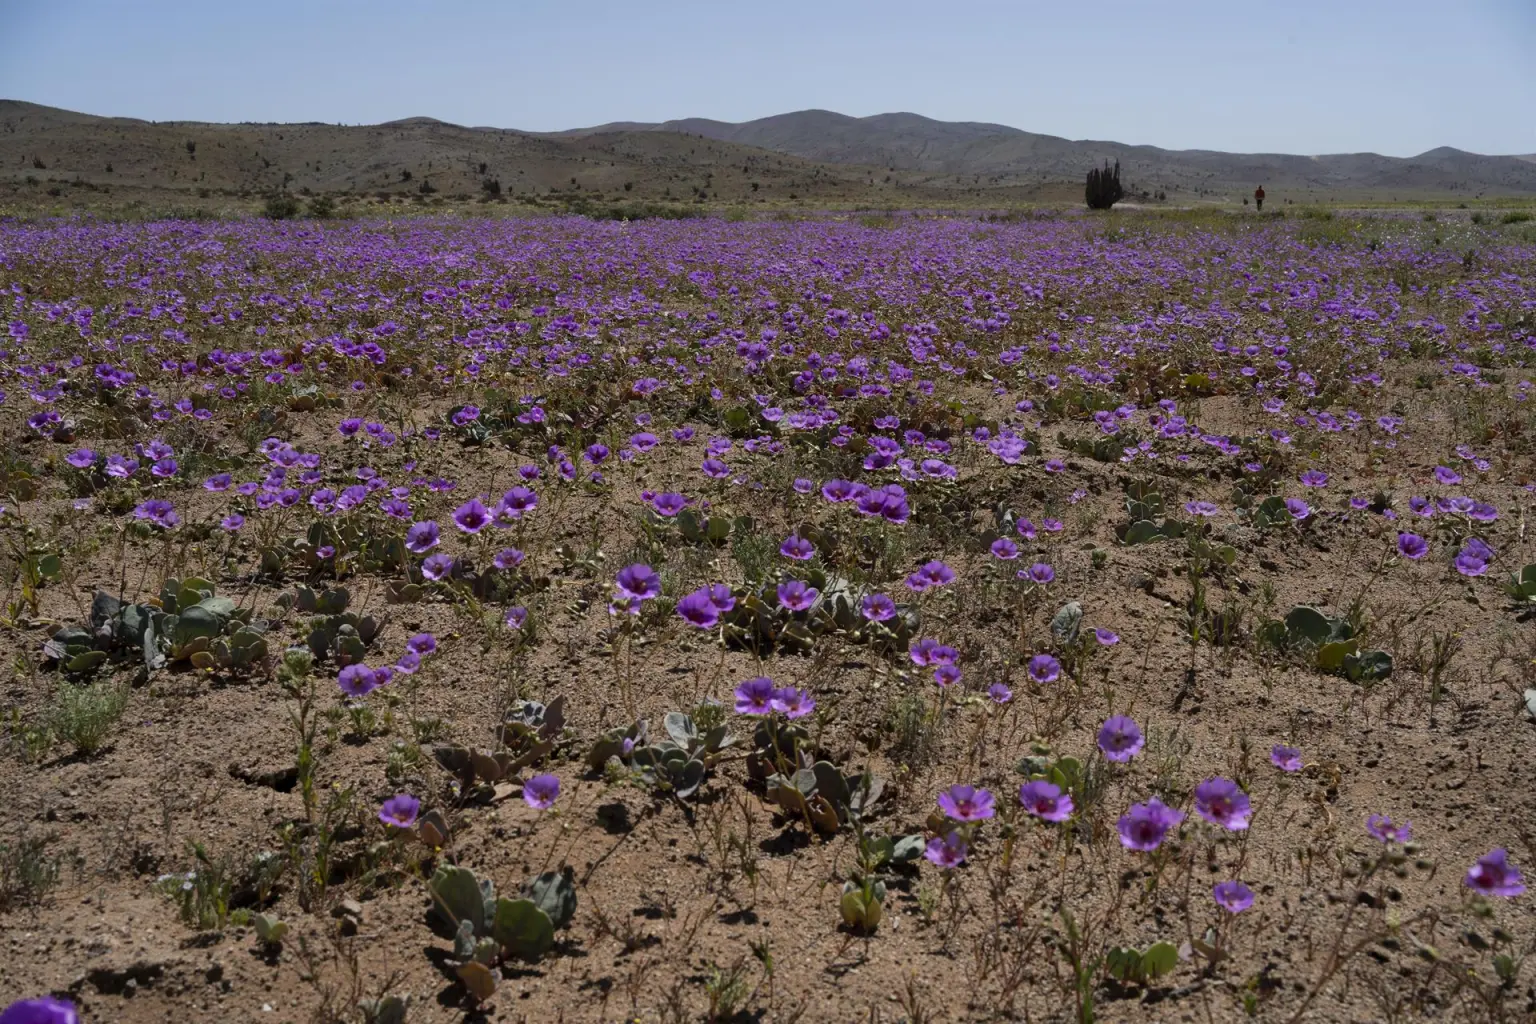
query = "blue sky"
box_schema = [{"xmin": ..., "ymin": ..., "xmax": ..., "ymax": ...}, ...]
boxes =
[{"xmin": 3, "ymin": 0, "xmax": 1533, "ymax": 156}]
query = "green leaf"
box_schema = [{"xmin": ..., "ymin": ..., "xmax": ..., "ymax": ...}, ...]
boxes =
[
  {"xmin": 252, "ymin": 913, "xmax": 288, "ymax": 944},
  {"xmin": 676, "ymin": 509, "xmax": 703, "ymax": 543},
  {"xmin": 1316, "ymin": 638, "xmax": 1358, "ymax": 672},
  {"xmin": 1105, "ymin": 946, "xmax": 1142, "ymax": 981},
  {"xmin": 491, "ymin": 898, "xmax": 554, "ymax": 960},
  {"xmin": 65, "ymin": 649, "xmax": 109, "ymax": 673},
  {"xmin": 1283, "ymin": 605, "xmax": 1335, "ymax": 647},
  {"xmin": 663, "ymin": 712, "xmax": 696, "ymax": 746},
  {"xmin": 317, "ymin": 589, "xmax": 351, "ymax": 615},
  {"xmin": 890, "ymin": 834, "xmax": 926, "ymax": 864},
  {"xmin": 1141, "ymin": 941, "xmax": 1179, "ymax": 979},
  {"xmin": 525, "ymin": 867, "xmax": 577, "ymax": 930},
  {"xmin": 456, "ymin": 960, "xmax": 497, "ymax": 1001},
  {"xmin": 674, "ymin": 758, "xmax": 705, "ymax": 799},
  {"xmin": 172, "ymin": 605, "xmax": 222, "ymax": 646},
  {"xmin": 1050, "ymin": 601, "xmax": 1083, "ymax": 645},
  {"xmin": 429, "ymin": 865, "xmax": 488, "ymax": 935},
  {"xmin": 704, "ymin": 516, "xmax": 731, "ymax": 543},
  {"xmin": 1344, "ymin": 649, "xmax": 1393, "ymax": 682}
]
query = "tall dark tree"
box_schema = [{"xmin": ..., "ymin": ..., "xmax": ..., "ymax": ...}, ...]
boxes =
[{"xmin": 1085, "ymin": 160, "xmax": 1125, "ymax": 210}]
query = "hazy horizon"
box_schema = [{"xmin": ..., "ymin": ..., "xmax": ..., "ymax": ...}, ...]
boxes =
[{"xmin": 3, "ymin": 0, "xmax": 1533, "ymax": 158}]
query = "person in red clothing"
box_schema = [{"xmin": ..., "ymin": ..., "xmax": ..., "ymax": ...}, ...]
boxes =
[{"xmin": 1254, "ymin": 186, "xmax": 1266, "ymax": 212}]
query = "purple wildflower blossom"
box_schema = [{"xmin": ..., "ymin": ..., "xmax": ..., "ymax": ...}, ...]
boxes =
[
  {"xmin": 1213, "ymin": 880, "xmax": 1255, "ymax": 913},
  {"xmin": 523, "ymin": 774, "xmax": 561, "ymax": 810},
  {"xmin": 1018, "ymin": 780, "xmax": 1074, "ymax": 822},
  {"xmin": 1465, "ymin": 849, "xmax": 1525, "ymax": 898},
  {"xmin": 378, "ymin": 793, "xmax": 421, "ymax": 829},
  {"xmin": 1193, "ymin": 778, "xmax": 1252, "ymax": 831},
  {"xmin": 924, "ymin": 831, "xmax": 968, "ymax": 868},
  {"xmin": 1097, "ymin": 715, "xmax": 1144, "ymax": 763},
  {"xmin": 1117, "ymin": 797, "xmax": 1184, "ymax": 851},
  {"xmin": 937, "ymin": 784, "xmax": 995, "ymax": 822},
  {"xmin": 734, "ymin": 676, "xmax": 777, "ymax": 715}
]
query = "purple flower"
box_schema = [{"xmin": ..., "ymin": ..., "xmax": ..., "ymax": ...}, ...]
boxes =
[
  {"xmin": 405, "ymin": 520, "xmax": 440, "ymax": 554},
  {"xmin": 1366, "ymin": 814, "xmax": 1411, "ymax": 844},
  {"xmin": 771, "ymin": 686, "xmax": 815, "ymax": 719},
  {"xmin": 705, "ymin": 584, "xmax": 736, "ymax": 612},
  {"xmin": 104, "ymin": 454, "xmax": 138, "ymax": 479},
  {"xmin": 498, "ymin": 486, "xmax": 539, "ymax": 519},
  {"xmin": 494, "ymin": 548, "xmax": 525, "ymax": 570},
  {"xmin": 523, "ymin": 773, "xmax": 561, "ymax": 810},
  {"xmin": 779, "ymin": 534, "xmax": 815, "ymax": 560},
  {"xmin": 1465, "ymin": 848, "xmax": 1525, "ymax": 898},
  {"xmin": 337, "ymin": 664, "xmax": 377, "ymax": 698},
  {"xmin": 916, "ymin": 560, "xmax": 956, "ymax": 587},
  {"xmin": 395, "ymin": 651, "xmax": 421, "ymax": 674},
  {"xmin": 1433, "ymin": 466, "xmax": 1461, "ymax": 485},
  {"xmin": 933, "ymin": 664, "xmax": 962, "ymax": 688},
  {"xmin": 1396, "ymin": 533, "xmax": 1428, "ymax": 559},
  {"xmin": 676, "ymin": 588, "xmax": 721, "ymax": 629},
  {"xmin": 406, "ymin": 633, "xmax": 437, "ymax": 656},
  {"xmin": 1454, "ymin": 548, "xmax": 1487, "ymax": 577},
  {"xmin": 909, "ymin": 638, "xmax": 941, "ymax": 666},
  {"xmin": 133, "ymin": 498, "xmax": 179, "ymax": 529},
  {"xmin": 1023, "ymin": 562, "xmax": 1055, "ymax": 585},
  {"xmin": 0, "ymin": 998, "xmax": 79, "ymax": 1024},
  {"xmin": 924, "ymin": 831, "xmax": 968, "ymax": 868},
  {"xmin": 821, "ymin": 479, "xmax": 857, "ymax": 502},
  {"xmin": 937, "ymin": 784, "xmax": 995, "ymax": 822},
  {"xmin": 700, "ymin": 458, "xmax": 730, "ymax": 479},
  {"xmin": 452, "ymin": 498, "xmax": 491, "ymax": 534},
  {"xmin": 1298, "ymin": 469, "xmax": 1328, "ymax": 487},
  {"xmin": 988, "ymin": 682, "xmax": 1013, "ymax": 704},
  {"xmin": 1094, "ymin": 627, "xmax": 1119, "ymax": 646},
  {"xmin": 421, "ymin": 553, "xmax": 455, "ymax": 580},
  {"xmin": 651, "ymin": 492, "xmax": 687, "ymax": 517},
  {"xmin": 1285, "ymin": 498, "xmax": 1311, "ymax": 520},
  {"xmin": 1118, "ymin": 797, "xmax": 1184, "ymax": 851},
  {"xmin": 615, "ymin": 564, "xmax": 661, "ymax": 601},
  {"xmin": 1464, "ymin": 536, "xmax": 1496, "ymax": 561},
  {"xmin": 220, "ymin": 513, "xmax": 245, "ymax": 531},
  {"xmin": 990, "ymin": 537, "xmax": 1019, "ymax": 560},
  {"xmin": 1027, "ymin": 654, "xmax": 1061, "ymax": 684},
  {"xmin": 734, "ymin": 676, "xmax": 776, "ymax": 715},
  {"xmin": 1185, "ymin": 500, "xmax": 1219, "ymax": 517},
  {"xmin": 65, "ymin": 449, "xmax": 96, "ymax": 469},
  {"xmin": 1212, "ymin": 880, "xmax": 1254, "ymax": 913},
  {"xmin": 1193, "ymin": 778, "xmax": 1251, "ymax": 831},
  {"xmin": 1097, "ymin": 715, "xmax": 1144, "ymax": 763},
  {"xmin": 861, "ymin": 593, "xmax": 896, "ymax": 622},
  {"xmin": 1018, "ymin": 780, "xmax": 1074, "ymax": 822},
  {"xmin": 378, "ymin": 793, "xmax": 421, "ymax": 828},
  {"xmin": 1270, "ymin": 745, "xmax": 1303, "ymax": 772},
  {"xmin": 504, "ymin": 606, "xmax": 528, "ymax": 630},
  {"xmin": 776, "ymin": 579, "xmax": 819, "ymax": 612}
]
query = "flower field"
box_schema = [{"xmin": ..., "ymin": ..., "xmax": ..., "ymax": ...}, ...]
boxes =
[{"xmin": 1, "ymin": 209, "xmax": 1534, "ymax": 1023}]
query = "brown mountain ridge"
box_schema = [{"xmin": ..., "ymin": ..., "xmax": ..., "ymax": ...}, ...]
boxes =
[{"xmin": 4, "ymin": 100, "xmax": 1534, "ymax": 210}]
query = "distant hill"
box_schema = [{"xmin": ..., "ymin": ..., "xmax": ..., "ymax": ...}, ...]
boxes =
[
  {"xmin": 557, "ymin": 109, "xmax": 1536, "ymax": 196},
  {"xmin": 3, "ymin": 100, "xmax": 1534, "ymax": 214}
]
